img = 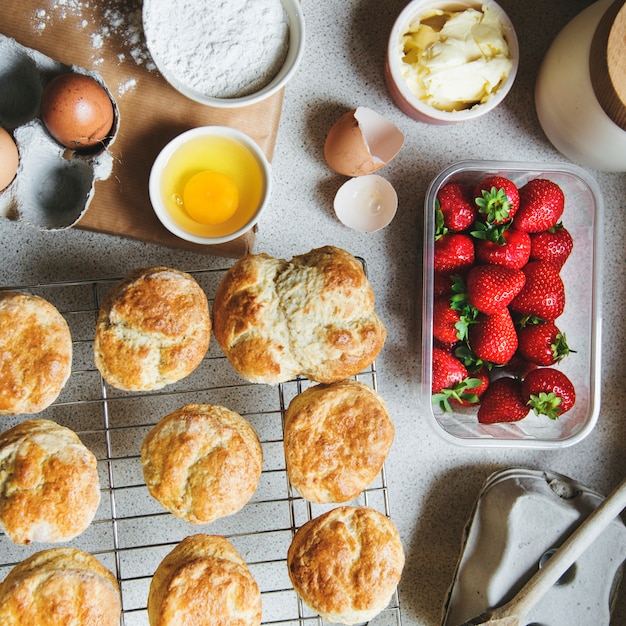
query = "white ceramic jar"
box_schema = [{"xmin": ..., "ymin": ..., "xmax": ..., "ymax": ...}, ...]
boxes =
[{"xmin": 535, "ymin": 0, "xmax": 626, "ymax": 172}]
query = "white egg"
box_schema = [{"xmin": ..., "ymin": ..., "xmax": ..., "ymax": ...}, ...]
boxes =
[{"xmin": 333, "ymin": 175, "xmax": 398, "ymax": 232}]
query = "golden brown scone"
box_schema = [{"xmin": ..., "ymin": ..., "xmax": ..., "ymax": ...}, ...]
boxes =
[
  {"xmin": 93, "ymin": 266, "xmax": 211, "ymax": 391},
  {"xmin": 0, "ymin": 291, "xmax": 72, "ymax": 415},
  {"xmin": 0, "ymin": 419, "xmax": 100, "ymax": 545},
  {"xmin": 141, "ymin": 404, "xmax": 263, "ymax": 524},
  {"xmin": 148, "ymin": 534, "xmax": 262, "ymax": 626},
  {"xmin": 287, "ymin": 506, "xmax": 404, "ymax": 625},
  {"xmin": 212, "ymin": 246, "xmax": 386, "ymax": 384},
  {"xmin": 0, "ymin": 547, "xmax": 121, "ymax": 625},
  {"xmin": 284, "ymin": 380, "xmax": 394, "ymax": 503}
]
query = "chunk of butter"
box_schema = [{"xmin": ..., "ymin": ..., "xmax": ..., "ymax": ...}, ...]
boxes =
[{"xmin": 400, "ymin": 6, "xmax": 513, "ymax": 112}]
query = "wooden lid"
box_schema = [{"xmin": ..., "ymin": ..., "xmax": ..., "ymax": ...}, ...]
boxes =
[{"xmin": 590, "ymin": 0, "xmax": 626, "ymax": 131}]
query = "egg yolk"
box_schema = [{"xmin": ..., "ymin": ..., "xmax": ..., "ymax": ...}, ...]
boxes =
[{"xmin": 182, "ymin": 170, "xmax": 239, "ymax": 224}]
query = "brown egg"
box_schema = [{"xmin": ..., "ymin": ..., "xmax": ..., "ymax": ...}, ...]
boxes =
[
  {"xmin": 0, "ymin": 127, "xmax": 19, "ymax": 192},
  {"xmin": 324, "ymin": 107, "xmax": 404, "ymax": 177},
  {"xmin": 41, "ymin": 73, "xmax": 115, "ymax": 151}
]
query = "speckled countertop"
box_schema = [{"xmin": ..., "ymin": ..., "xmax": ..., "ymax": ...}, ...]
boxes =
[{"xmin": 1, "ymin": 0, "xmax": 625, "ymax": 624}]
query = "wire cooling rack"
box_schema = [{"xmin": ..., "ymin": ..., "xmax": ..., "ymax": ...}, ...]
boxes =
[{"xmin": 0, "ymin": 263, "xmax": 402, "ymax": 626}]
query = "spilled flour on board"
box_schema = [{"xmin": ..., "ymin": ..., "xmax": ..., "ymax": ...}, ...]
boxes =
[{"xmin": 32, "ymin": 0, "xmax": 155, "ymax": 96}]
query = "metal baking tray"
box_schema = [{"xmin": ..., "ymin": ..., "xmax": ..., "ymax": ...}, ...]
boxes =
[{"xmin": 0, "ymin": 264, "xmax": 402, "ymax": 626}]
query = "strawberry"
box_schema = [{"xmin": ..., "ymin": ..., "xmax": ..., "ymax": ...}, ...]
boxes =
[
  {"xmin": 473, "ymin": 175, "xmax": 520, "ymax": 225},
  {"xmin": 453, "ymin": 365, "xmax": 490, "ymax": 407},
  {"xmin": 433, "ymin": 296, "xmax": 464, "ymax": 344},
  {"xmin": 468, "ymin": 308, "xmax": 518, "ymax": 365},
  {"xmin": 434, "ymin": 233, "xmax": 474, "ymax": 274},
  {"xmin": 477, "ymin": 377, "xmax": 529, "ymax": 424},
  {"xmin": 509, "ymin": 261, "xmax": 565, "ymax": 321},
  {"xmin": 517, "ymin": 321, "xmax": 572, "ymax": 366},
  {"xmin": 433, "ymin": 271, "xmax": 454, "ymax": 297},
  {"xmin": 474, "ymin": 227, "xmax": 531, "ymax": 269},
  {"xmin": 521, "ymin": 367, "xmax": 576, "ymax": 419},
  {"xmin": 529, "ymin": 223, "xmax": 573, "ymax": 270},
  {"xmin": 514, "ymin": 179, "xmax": 565, "ymax": 232},
  {"xmin": 503, "ymin": 352, "xmax": 538, "ymax": 379},
  {"xmin": 431, "ymin": 347, "xmax": 483, "ymax": 411},
  {"xmin": 466, "ymin": 265, "xmax": 525, "ymax": 314},
  {"xmin": 436, "ymin": 183, "xmax": 478, "ymax": 233}
]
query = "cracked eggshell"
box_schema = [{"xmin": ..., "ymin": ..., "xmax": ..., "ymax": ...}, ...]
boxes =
[
  {"xmin": 334, "ymin": 175, "xmax": 398, "ymax": 232},
  {"xmin": 0, "ymin": 34, "xmax": 119, "ymax": 231},
  {"xmin": 324, "ymin": 106, "xmax": 404, "ymax": 177}
]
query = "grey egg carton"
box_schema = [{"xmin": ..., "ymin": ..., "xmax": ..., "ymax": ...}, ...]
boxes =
[
  {"xmin": 0, "ymin": 33, "xmax": 119, "ymax": 230},
  {"xmin": 442, "ymin": 468, "xmax": 626, "ymax": 625}
]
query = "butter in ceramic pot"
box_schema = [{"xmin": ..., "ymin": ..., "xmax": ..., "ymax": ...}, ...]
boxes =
[{"xmin": 400, "ymin": 5, "xmax": 513, "ymax": 112}]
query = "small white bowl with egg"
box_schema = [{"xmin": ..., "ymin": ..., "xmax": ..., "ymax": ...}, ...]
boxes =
[
  {"xmin": 385, "ymin": 0, "xmax": 519, "ymax": 124},
  {"xmin": 149, "ymin": 126, "xmax": 271, "ymax": 244},
  {"xmin": 143, "ymin": 0, "xmax": 305, "ymax": 108}
]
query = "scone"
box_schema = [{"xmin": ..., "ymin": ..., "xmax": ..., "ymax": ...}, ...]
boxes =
[
  {"xmin": 93, "ymin": 266, "xmax": 211, "ymax": 391},
  {"xmin": 141, "ymin": 404, "xmax": 263, "ymax": 524},
  {"xmin": 0, "ymin": 290, "xmax": 72, "ymax": 415},
  {"xmin": 287, "ymin": 506, "xmax": 404, "ymax": 625},
  {"xmin": 0, "ymin": 547, "xmax": 121, "ymax": 625},
  {"xmin": 284, "ymin": 379, "xmax": 394, "ymax": 503},
  {"xmin": 212, "ymin": 246, "xmax": 386, "ymax": 384},
  {"xmin": 0, "ymin": 419, "xmax": 100, "ymax": 545},
  {"xmin": 148, "ymin": 534, "xmax": 262, "ymax": 626}
]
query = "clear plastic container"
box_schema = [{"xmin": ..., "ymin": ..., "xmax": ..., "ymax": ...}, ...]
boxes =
[{"xmin": 421, "ymin": 160, "xmax": 603, "ymax": 448}]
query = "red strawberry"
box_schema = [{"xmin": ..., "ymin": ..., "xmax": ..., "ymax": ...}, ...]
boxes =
[
  {"xmin": 453, "ymin": 366, "xmax": 490, "ymax": 407},
  {"xmin": 509, "ymin": 261, "xmax": 565, "ymax": 321},
  {"xmin": 468, "ymin": 308, "xmax": 518, "ymax": 365},
  {"xmin": 466, "ymin": 265, "xmax": 525, "ymax": 314},
  {"xmin": 514, "ymin": 179, "xmax": 565, "ymax": 232},
  {"xmin": 503, "ymin": 352, "xmax": 538, "ymax": 379},
  {"xmin": 433, "ymin": 296, "xmax": 464, "ymax": 344},
  {"xmin": 432, "ymin": 347, "xmax": 467, "ymax": 393},
  {"xmin": 436, "ymin": 183, "xmax": 478, "ymax": 233},
  {"xmin": 529, "ymin": 223, "xmax": 573, "ymax": 270},
  {"xmin": 433, "ymin": 271, "xmax": 454, "ymax": 297},
  {"xmin": 473, "ymin": 175, "xmax": 520, "ymax": 225},
  {"xmin": 431, "ymin": 347, "xmax": 481, "ymax": 411},
  {"xmin": 517, "ymin": 321, "xmax": 572, "ymax": 366},
  {"xmin": 474, "ymin": 227, "xmax": 531, "ymax": 269},
  {"xmin": 521, "ymin": 367, "xmax": 576, "ymax": 419},
  {"xmin": 434, "ymin": 233, "xmax": 474, "ymax": 274},
  {"xmin": 477, "ymin": 377, "xmax": 529, "ymax": 424}
]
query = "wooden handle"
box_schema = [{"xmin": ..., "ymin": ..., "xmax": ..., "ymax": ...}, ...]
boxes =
[
  {"xmin": 591, "ymin": 0, "xmax": 626, "ymax": 130},
  {"xmin": 489, "ymin": 475, "xmax": 626, "ymax": 621}
]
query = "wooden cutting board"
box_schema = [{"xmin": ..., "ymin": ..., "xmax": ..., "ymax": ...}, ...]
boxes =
[{"xmin": 2, "ymin": 1, "xmax": 286, "ymax": 257}]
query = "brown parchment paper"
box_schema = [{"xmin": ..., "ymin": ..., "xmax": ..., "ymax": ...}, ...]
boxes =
[{"xmin": 2, "ymin": 1, "xmax": 287, "ymax": 257}]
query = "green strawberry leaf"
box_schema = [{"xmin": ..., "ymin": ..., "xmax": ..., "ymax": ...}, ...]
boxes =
[
  {"xmin": 470, "ymin": 219, "xmax": 508, "ymax": 244},
  {"xmin": 552, "ymin": 332, "xmax": 575, "ymax": 362},
  {"xmin": 475, "ymin": 186, "xmax": 512, "ymax": 224},
  {"xmin": 435, "ymin": 201, "xmax": 447, "ymax": 240},
  {"xmin": 432, "ymin": 377, "xmax": 484, "ymax": 412},
  {"xmin": 528, "ymin": 391, "xmax": 563, "ymax": 420}
]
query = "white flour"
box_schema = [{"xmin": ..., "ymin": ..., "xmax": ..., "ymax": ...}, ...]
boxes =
[
  {"xmin": 143, "ymin": 0, "xmax": 290, "ymax": 98},
  {"xmin": 33, "ymin": 0, "xmax": 155, "ymax": 75}
]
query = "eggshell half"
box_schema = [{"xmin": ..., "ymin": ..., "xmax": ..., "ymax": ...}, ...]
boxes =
[
  {"xmin": 334, "ymin": 174, "xmax": 398, "ymax": 232},
  {"xmin": 324, "ymin": 107, "xmax": 404, "ymax": 177}
]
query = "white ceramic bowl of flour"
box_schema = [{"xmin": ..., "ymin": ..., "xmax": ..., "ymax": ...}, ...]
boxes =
[{"xmin": 143, "ymin": 0, "xmax": 305, "ymax": 108}]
